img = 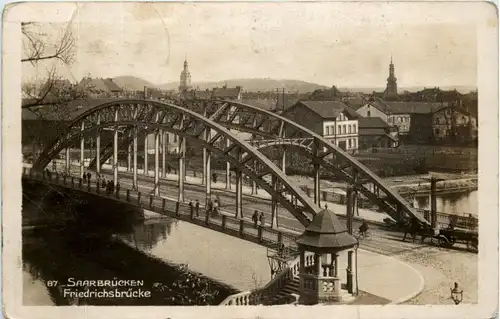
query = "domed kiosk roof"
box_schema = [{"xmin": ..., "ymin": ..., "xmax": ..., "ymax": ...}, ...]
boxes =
[{"xmin": 296, "ymin": 209, "xmax": 358, "ymax": 252}]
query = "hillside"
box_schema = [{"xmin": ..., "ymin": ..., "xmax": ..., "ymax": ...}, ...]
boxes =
[
  {"xmin": 111, "ymin": 76, "xmax": 156, "ymax": 91},
  {"xmin": 157, "ymin": 78, "xmax": 329, "ymax": 93}
]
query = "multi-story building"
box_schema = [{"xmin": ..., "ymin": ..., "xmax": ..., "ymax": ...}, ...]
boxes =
[
  {"xmin": 282, "ymin": 101, "xmax": 359, "ymax": 151},
  {"xmin": 432, "ymin": 103, "xmax": 478, "ymax": 143}
]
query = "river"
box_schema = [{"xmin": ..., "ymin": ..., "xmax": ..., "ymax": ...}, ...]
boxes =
[
  {"xmin": 22, "ymin": 210, "xmax": 270, "ymax": 306},
  {"xmin": 413, "ymin": 190, "xmax": 478, "ymax": 216}
]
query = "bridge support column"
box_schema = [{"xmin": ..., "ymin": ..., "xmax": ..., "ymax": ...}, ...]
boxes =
[
  {"xmin": 96, "ymin": 114, "xmax": 101, "ymax": 176},
  {"xmin": 127, "ymin": 131, "xmax": 131, "ymax": 172},
  {"xmin": 133, "ymin": 127, "xmax": 138, "ymax": 190},
  {"xmin": 281, "ymin": 148, "xmax": 286, "ymax": 175},
  {"xmin": 113, "ymin": 107, "xmax": 119, "ymax": 187},
  {"xmin": 270, "ymin": 175, "xmax": 278, "ymax": 229},
  {"xmin": 251, "ymin": 160, "xmax": 257, "ymax": 195},
  {"xmin": 154, "ymin": 128, "xmax": 160, "ymax": 196},
  {"xmin": 144, "ymin": 134, "xmax": 148, "ymax": 176},
  {"xmin": 234, "ymin": 148, "xmax": 243, "ymax": 219},
  {"xmin": 346, "ymin": 187, "xmax": 354, "ymax": 235},
  {"xmin": 226, "ymin": 138, "xmax": 231, "ymax": 190},
  {"xmin": 161, "ymin": 130, "xmax": 166, "ymax": 178},
  {"xmin": 313, "ymin": 163, "xmax": 320, "ymax": 207},
  {"xmin": 202, "ymin": 147, "xmax": 207, "ymax": 185},
  {"xmin": 65, "ymin": 147, "xmax": 70, "ymax": 175},
  {"xmin": 80, "ymin": 122, "xmax": 85, "ymax": 179},
  {"xmin": 178, "ymin": 118, "xmax": 186, "ymax": 202},
  {"xmin": 430, "ymin": 178, "xmax": 438, "ymax": 229},
  {"xmin": 204, "ymin": 128, "xmax": 211, "ymax": 206}
]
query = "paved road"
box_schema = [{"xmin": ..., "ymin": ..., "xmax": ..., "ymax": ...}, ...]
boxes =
[{"xmin": 65, "ymin": 166, "xmax": 436, "ymax": 257}]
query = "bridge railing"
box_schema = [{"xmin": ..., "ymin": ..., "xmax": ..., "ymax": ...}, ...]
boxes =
[
  {"xmin": 22, "ymin": 167, "xmax": 301, "ymax": 254},
  {"xmin": 219, "ymin": 254, "xmax": 301, "ymax": 306}
]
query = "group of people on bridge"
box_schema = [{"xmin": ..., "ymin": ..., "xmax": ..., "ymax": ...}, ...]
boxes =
[{"xmin": 251, "ymin": 210, "xmax": 266, "ymax": 228}]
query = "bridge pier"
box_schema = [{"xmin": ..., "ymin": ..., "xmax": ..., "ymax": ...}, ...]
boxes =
[
  {"xmin": 178, "ymin": 117, "xmax": 186, "ymax": 202},
  {"xmin": 313, "ymin": 163, "xmax": 320, "ymax": 207},
  {"xmin": 235, "ymin": 149, "xmax": 242, "ymax": 218},
  {"xmin": 80, "ymin": 121, "xmax": 85, "ymax": 179},
  {"xmin": 346, "ymin": 187, "xmax": 354, "ymax": 234}
]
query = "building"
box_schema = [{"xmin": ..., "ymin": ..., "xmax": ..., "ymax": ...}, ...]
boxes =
[
  {"xmin": 384, "ymin": 102, "xmax": 444, "ymax": 138},
  {"xmin": 353, "ymin": 97, "xmax": 391, "ymax": 123},
  {"xmin": 283, "ymin": 101, "xmax": 359, "ymax": 151},
  {"xmin": 431, "ymin": 103, "xmax": 478, "ymax": 143},
  {"xmin": 77, "ymin": 77, "xmax": 123, "ymax": 98},
  {"xmin": 179, "ymin": 59, "xmax": 192, "ymax": 93},
  {"xmin": 384, "ymin": 57, "xmax": 398, "ymax": 101},
  {"xmin": 357, "ymin": 117, "xmax": 398, "ymax": 149},
  {"xmin": 181, "ymin": 89, "xmax": 212, "ymax": 100},
  {"xmin": 212, "ymin": 86, "xmax": 242, "ymax": 100}
]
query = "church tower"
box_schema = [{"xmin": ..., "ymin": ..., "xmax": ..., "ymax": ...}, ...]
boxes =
[
  {"xmin": 179, "ymin": 58, "xmax": 192, "ymax": 93},
  {"xmin": 384, "ymin": 57, "xmax": 398, "ymax": 100}
]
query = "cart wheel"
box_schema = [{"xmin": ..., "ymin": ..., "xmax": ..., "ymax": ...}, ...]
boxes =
[
  {"xmin": 468, "ymin": 239, "xmax": 479, "ymax": 252},
  {"xmin": 438, "ymin": 237, "xmax": 449, "ymax": 247},
  {"xmin": 449, "ymin": 237, "xmax": 456, "ymax": 246}
]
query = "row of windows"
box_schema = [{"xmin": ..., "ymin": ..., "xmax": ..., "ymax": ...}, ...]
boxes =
[
  {"xmin": 324, "ymin": 124, "xmax": 357, "ymax": 136},
  {"xmin": 434, "ymin": 116, "xmax": 468, "ymax": 125},
  {"xmin": 329, "ymin": 138, "xmax": 357, "ymax": 149},
  {"xmin": 389, "ymin": 116, "xmax": 410, "ymax": 123}
]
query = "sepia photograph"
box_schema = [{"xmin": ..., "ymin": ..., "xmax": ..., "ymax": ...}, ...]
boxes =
[{"xmin": 2, "ymin": 2, "xmax": 498, "ymax": 319}]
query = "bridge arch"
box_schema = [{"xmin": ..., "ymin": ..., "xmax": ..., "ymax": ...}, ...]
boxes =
[
  {"xmin": 167, "ymin": 99, "xmax": 429, "ymax": 226},
  {"xmin": 32, "ymin": 100, "xmax": 323, "ymax": 226}
]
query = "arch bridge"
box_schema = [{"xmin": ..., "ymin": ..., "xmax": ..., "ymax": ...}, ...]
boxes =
[{"xmin": 31, "ymin": 99, "xmax": 430, "ymax": 229}]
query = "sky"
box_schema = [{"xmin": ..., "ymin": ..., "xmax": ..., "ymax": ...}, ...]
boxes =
[{"xmin": 21, "ymin": 2, "xmax": 478, "ymax": 89}]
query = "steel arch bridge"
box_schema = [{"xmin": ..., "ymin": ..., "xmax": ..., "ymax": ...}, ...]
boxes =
[
  {"xmin": 32, "ymin": 98, "xmax": 429, "ymax": 227},
  {"xmin": 32, "ymin": 100, "xmax": 322, "ymax": 226}
]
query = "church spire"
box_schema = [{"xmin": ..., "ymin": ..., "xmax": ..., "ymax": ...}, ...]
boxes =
[
  {"xmin": 384, "ymin": 56, "xmax": 398, "ymax": 100},
  {"xmin": 179, "ymin": 55, "xmax": 192, "ymax": 93}
]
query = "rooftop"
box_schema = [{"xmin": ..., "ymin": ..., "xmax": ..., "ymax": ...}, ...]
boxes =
[
  {"xmin": 297, "ymin": 100, "xmax": 359, "ymax": 120},
  {"xmin": 212, "ymin": 86, "xmax": 242, "ymax": 99},
  {"xmin": 358, "ymin": 117, "xmax": 389, "ymax": 129},
  {"xmin": 296, "ymin": 209, "xmax": 358, "ymax": 251}
]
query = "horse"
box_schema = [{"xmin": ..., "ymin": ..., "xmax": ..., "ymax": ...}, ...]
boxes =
[{"xmin": 402, "ymin": 218, "xmax": 433, "ymax": 244}]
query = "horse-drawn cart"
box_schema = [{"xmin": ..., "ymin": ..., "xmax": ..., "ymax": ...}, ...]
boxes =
[{"xmin": 434, "ymin": 227, "xmax": 478, "ymax": 252}]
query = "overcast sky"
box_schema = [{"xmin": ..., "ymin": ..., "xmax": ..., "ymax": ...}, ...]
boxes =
[{"xmin": 22, "ymin": 2, "xmax": 478, "ymax": 88}]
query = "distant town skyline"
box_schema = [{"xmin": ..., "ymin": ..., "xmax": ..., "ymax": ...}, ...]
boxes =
[{"xmin": 22, "ymin": 2, "xmax": 478, "ymax": 89}]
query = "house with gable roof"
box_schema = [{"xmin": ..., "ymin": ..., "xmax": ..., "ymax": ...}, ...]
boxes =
[{"xmin": 282, "ymin": 100, "xmax": 359, "ymax": 151}]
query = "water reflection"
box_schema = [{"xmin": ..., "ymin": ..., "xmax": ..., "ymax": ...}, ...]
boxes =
[{"xmin": 413, "ymin": 190, "xmax": 478, "ymax": 216}]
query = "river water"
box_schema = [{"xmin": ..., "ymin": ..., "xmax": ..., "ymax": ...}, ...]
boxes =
[
  {"xmin": 413, "ymin": 190, "xmax": 478, "ymax": 216},
  {"xmin": 22, "ymin": 211, "xmax": 270, "ymax": 306}
]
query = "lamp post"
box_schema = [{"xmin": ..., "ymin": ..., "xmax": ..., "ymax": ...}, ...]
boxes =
[{"xmin": 450, "ymin": 282, "xmax": 463, "ymax": 305}]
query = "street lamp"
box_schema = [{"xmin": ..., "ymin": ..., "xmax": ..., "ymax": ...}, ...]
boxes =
[{"xmin": 450, "ymin": 282, "xmax": 463, "ymax": 305}]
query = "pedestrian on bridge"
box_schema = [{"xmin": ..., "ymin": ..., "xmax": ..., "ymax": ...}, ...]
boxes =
[
  {"xmin": 116, "ymin": 182, "xmax": 120, "ymax": 195},
  {"xmin": 259, "ymin": 212, "xmax": 266, "ymax": 227},
  {"xmin": 87, "ymin": 172, "xmax": 92, "ymax": 182},
  {"xmin": 101, "ymin": 178, "xmax": 106, "ymax": 190},
  {"xmin": 206, "ymin": 199, "xmax": 213, "ymax": 215},
  {"xmin": 252, "ymin": 210, "xmax": 259, "ymax": 228},
  {"xmin": 83, "ymin": 173, "xmax": 87, "ymax": 183},
  {"xmin": 212, "ymin": 172, "xmax": 217, "ymax": 183},
  {"xmin": 195, "ymin": 200, "xmax": 200, "ymax": 217},
  {"xmin": 189, "ymin": 200, "xmax": 194, "ymax": 217},
  {"xmin": 213, "ymin": 200, "xmax": 219, "ymax": 216}
]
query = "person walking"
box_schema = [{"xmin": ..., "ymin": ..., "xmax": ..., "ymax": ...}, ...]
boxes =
[
  {"xmin": 195, "ymin": 200, "xmax": 200, "ymax": 217},
  {"xmin": 259, "ymin": 212, "xmax": 266, "ymax": 227},
  {"xmin": 252, "ymin": 210, "xmax": 259, "ymax": 228},
  {"xmin": 116, "ymin": 182, "xmax": 121, "ymax": 195},
  {"xmin": 324, "ymin": 203, "xmax": 328, "ymax": 209},
  {"xmin": 206, "ymin": 199, "xmax": 213, "ymax": 215},
  {"xmin": 83, "ymin": 173, "xmax": 87, "ymax": 183},
  {"xmin": 189, "ymin": 200, "xmax": 194, "ymax": 218},
  {"xmin": 213, "ymin": 200, "xmax": 219, "ymax": 216},
  {"xmin": 101, "ymin": 178, "xmax": 106, "ymax": 190},
  {"xmin": 87, "ymin": 172, "xmax": 92, "ymax": 182}
]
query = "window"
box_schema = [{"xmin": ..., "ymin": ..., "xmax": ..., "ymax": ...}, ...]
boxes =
[
  {"xmin": 367, "ymin": 110, "xmax": 371, "ymax": 117},
  {"xmin": 353, "ymin": 139, "xmax": 357, "ymax": 148},
  {"xmin": 338, "ymin": 125, "xmax": 341, "ymax": 134},
  {"xmin": 343, "ymin": 125, "xmax": 346, "ymax": 134},
  {"xmin": 325, "ymin": 126, "xmax": 329, "ymax": 136},
  {"xmin": 348, "ymin": 139, "xmax": 352, "ymax": 148},
  {"xmin": 348, "ymin": 125, "xmax": 352, "ymax": 134},
  {"xmin": 353, "ymin": 124, "xmax": 357, "ymax": 133}
]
